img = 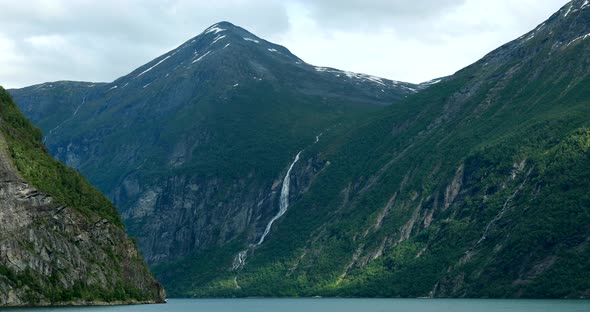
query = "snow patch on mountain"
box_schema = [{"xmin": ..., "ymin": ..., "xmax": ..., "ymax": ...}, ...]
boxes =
[
  {"xmin": 315, "ymin": 66, "xmax": 392, "ymax": 87},
  {"xmin": 564, "ymin": 4, "xmax": 573, "ymax": 17},
  {"xmin": 565, "ymin": 32, "xmax": 590, "ymax": 48},
  {"xmin": 244, "ymin": 37, "xmax": 260, "ymax": 44},
  {"xmin": 421, "ymin": 78, "xmax": 442, "ymax": 86},
  {"xmin": 401, "ymin": 85, "xmax": 418, "ymax": 93},
  {"xmin": 192, "ymin": 51, "xmax": 212, "ymax": 63},
  {"xmin": 136, "ymin": 55, "xmax": 172, "ymax": 78},
  {"xmin": 205, "ymin": 25, "xmax": 225, "ymax": 34},
  {"xmin": 212, "ymin": 35, "xmax": 226, "ymax": 45}
]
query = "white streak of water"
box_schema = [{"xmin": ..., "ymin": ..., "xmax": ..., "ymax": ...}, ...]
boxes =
[
  {"xmin": 257, "ymin": 151, "xmax": 302, "ymax": 245},
  {"xmin": 232, "ymin": 133, "xmax": 324, "ymax": 270},
  {"xmin": 232, "ymin": 250, "xmax": 248, "ymax": 271},
  {"xmin": 43, "ymin": 97, "xmax": 86, "ymax": 144}
]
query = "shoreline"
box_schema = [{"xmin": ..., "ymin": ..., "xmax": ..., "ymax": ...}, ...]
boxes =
[{"xmin": 2, "ymin": 299, "xmax": 166, "ymax": 308}]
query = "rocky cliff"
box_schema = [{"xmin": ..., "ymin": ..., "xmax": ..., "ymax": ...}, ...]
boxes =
[{"xmin": 0, "ymin": 87, "xmax": 165, "ymax": 306}]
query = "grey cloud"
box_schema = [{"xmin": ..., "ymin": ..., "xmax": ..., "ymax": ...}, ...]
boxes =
[
  {"xmin": 0, "ymin": 0, "xmax": 290, "ymax": 40},
  {"xmin": 294, "ymin": 0, "xmax": 467, "ymax": 32}
]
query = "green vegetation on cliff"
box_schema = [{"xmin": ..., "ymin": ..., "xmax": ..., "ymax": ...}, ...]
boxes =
[
  {"xmin": 0, "ymin": 87, "xmax": 122, "ymax": 227},
  {"xmin": 154, "ymin": 1, "xmax": 590, "ymax": 298},
  {"xmin": 0, "ymin": 87, "xmax": 164, "ymax": 306}
]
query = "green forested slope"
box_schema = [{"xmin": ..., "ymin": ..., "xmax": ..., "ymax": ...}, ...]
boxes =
[
  {"xmin": 157, "ymin": 0, "xmax": 590, "ymax": 298},
  {"xmin": 0, "ymin": 88, "xmax": 122, "ymax": 226}
]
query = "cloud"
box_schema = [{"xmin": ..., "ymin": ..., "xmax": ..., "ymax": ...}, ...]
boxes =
[
  {"xmin": 273, "ymin": 0, "xmax": 569, "ymax": 83},
  {"xmin": 295, "ymin": 0, "xmax": 467, "ymax": 33},
  {"xmin": 0, "ymin": 0, "xmax": 570, "ymax": 88}
]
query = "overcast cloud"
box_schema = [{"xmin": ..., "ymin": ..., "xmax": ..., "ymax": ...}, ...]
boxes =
[{"xmin": 0, "ymin": 0, "xmax": 569, "ymax": 88}]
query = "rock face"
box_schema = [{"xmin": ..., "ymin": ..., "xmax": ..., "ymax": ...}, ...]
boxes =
[{"xmin": 0, "ymin": 88, "xmax": 165, "ymax": 306}]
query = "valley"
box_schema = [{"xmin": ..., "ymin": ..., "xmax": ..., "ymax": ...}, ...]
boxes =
[{"xmin": 4, "ymin": 0, "xmax": 590, "ymax": 301}]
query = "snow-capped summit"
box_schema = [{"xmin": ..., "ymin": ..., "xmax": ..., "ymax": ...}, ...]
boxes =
[{"xmin": 101, "ymin": 21, "xmax": 420, "ymax": 105}]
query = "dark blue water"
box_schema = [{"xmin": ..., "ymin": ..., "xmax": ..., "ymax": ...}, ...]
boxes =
[{"xmin": 3, "ymin": 298, "xmax": 590, "ymax": 312}]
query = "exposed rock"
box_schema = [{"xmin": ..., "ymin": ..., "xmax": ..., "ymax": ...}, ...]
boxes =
[
  {"xmin": 0, "ymin": 89, "xmax": 164, "ymax": 306},
  {"xmin": 444, "ymin": 164, "xmax": 464, "ymax": 211}
]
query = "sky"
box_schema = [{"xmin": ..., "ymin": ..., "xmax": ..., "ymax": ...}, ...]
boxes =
[{"xmin": 0, "ymin": 0, "xmax": 570, "ymax": 88}]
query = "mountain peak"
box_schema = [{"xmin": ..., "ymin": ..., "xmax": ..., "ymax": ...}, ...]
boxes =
[
  {"xmin": 201, "ymin": 21, "xmax": 242, "ymax": 37},
  {"xmin": 206, "ymin": 21, "xmax": 238, "ymax": 30},
  {"xmin": 199, "ymin": 21, "xmax": 263, "ymax": 44},
  {"xmin": 199, "ymin": 21, "xmax": 273, "ymax": 49},
  {"xmin": 114, "ymin": 21, "xmax": 302, "ymax": 86},
  {"xmin": 106, "ymin": 21, "xmax": 417, "ymax": 100}
]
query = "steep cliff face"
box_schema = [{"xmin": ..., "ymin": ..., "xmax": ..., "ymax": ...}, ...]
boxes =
[
  {"xmin": 117, "ymin": 171, "xmax": 281, "ymax": 265},
  {"xmin": 0, "ymin": 88, "xmax": 165, "ymax": 306},
  {"xmin": 114, "ymin": 137, "xmax": 327, "ymax": 267}
]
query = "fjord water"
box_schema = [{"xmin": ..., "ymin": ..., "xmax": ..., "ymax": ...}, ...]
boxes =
[{"xmin": 4, "ymin": 299, "xmax": 590, "ymax": 312}]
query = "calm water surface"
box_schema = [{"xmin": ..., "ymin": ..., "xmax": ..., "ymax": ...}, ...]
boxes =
[{"xmin": 4, "ymin": 299, "xmax": 590, "ymax": 312}]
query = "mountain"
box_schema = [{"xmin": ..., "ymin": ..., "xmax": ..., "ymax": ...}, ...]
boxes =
[
  {"xmin": 8, "ymin": 22, "xmax": 424, "ymax": 291},
  {"xmin": 151, "ymin": 1, "xmax": 589, "ymax": 297},
  {"xmin": 0, "ymin": 87, "xmax": 165, "ymax": 306},
  {"xmin": 12, "ymin": 0, "xmax": 590, "ymax": 298}
]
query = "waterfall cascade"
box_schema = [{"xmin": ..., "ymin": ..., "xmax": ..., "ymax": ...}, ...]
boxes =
[
  {"xmin": 232, "ymin": 132, "xmax": 325, "ymax": 271},
  {"xmin": 43, "ymin": 97, "xmax": 86, "ymax": 143},
  {"xmin": 257, "ymin": 151, "xmax": 302, "ymax": 245}
]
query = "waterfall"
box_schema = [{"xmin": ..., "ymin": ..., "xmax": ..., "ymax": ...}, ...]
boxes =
[
  {"xmin": 257, "ymin": 151, "xmax": 302, "ymax": 245},
  {"xmin": 43, "ymin": 97, "xmax": 86, "ymax": 144},
  {"xmin": 231, "ymin": 132, "xmax": 324, "ymax": 271},
  {"xmin": 232, "ymin": 250, "xmax": 248, "ymax": 271},
  {"xmin": 231, "ymin": 151, "xmax": 302, "ymax": 270},
  {"xmin": 315, "ymin": 133, "xmax": 324, "ymax": 143}
]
